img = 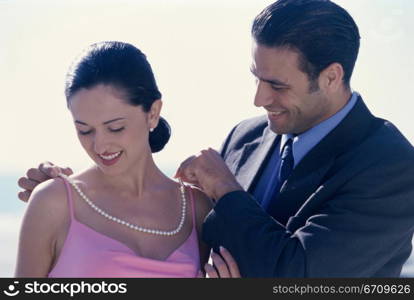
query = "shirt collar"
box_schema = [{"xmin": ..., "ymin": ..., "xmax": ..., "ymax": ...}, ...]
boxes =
[{"xmin": 279, "ymin": 91, "xmax": 359, "ymax": 167}]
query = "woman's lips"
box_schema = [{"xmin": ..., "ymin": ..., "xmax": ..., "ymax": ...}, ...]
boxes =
[{"xmin": 98, "ymin": 151, "xmax": 122, "ymax": 166}]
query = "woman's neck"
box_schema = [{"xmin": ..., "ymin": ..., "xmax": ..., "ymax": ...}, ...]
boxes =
[{"xmin": 92, "ymin": 152, "xmax": 172, "ymax": 199}]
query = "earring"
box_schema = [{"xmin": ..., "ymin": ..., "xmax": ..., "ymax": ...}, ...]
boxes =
[{"xmin": 149, "ymin": 128, "xmax": 154, "ymax": 132}]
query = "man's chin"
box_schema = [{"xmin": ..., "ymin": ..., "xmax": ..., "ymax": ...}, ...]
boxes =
[{"xmin": 267, "ymin": 120, "xmax": 289, "ymax": 135}]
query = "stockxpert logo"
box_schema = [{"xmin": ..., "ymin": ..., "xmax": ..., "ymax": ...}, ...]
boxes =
[
  {"xmin": 2, "ymin": 281, "xmax": 127, "ymax": 297},
  {"xmin": 3, "ymin": 281, "xmax": 20, "ymax": 297}
]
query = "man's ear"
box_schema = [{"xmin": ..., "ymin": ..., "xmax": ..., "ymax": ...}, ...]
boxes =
[
  {"xmin": 319, "ymin": 62, "xmax": 344, "ymax": 93},
  {"xmin": 148, "ymin": 99, "xmax": 162, "ymax": 130}
]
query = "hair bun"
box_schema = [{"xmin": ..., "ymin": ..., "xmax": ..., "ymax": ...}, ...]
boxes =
[{"xmin": 149, "ymin": 117, "xmax": 171, "ymax": 153}]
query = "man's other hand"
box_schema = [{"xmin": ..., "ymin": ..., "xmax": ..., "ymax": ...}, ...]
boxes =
[{"xmin": 17, "ymin": 161, "xmax": 73, "ymax": 202}]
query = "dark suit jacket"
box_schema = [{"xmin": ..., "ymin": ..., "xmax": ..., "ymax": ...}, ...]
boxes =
[{"xmin": 202, "ymin": 97, "xmax": 414, "ymax": 277}]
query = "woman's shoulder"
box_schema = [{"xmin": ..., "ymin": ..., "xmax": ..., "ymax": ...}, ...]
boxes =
[
  {"xmin": 187, "ymin": 186, "xmax": 213, "ymax": 223},
  {"xmin": 27, "ymin": 177, "xmax": 70, "ymax": 220},
  {"xmin": 20, "ymin": 176, "xmax": 71, "ymax": 244},
  {"xmin": 29, "ymin": 177, "xmax": 67, "ymax": 206},
  {"xmin": 27, "ymin": 167, "xmax": 95, "ymax": 222}
]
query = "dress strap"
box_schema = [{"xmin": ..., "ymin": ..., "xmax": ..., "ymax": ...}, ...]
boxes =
[{"xmin": 59, "ymin": 176, "xmax": 75, "ymax": 220}]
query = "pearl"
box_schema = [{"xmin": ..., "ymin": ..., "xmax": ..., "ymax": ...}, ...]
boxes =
[{"xmin": 58, "ymin": 173, "xmax": 186, "ymax": 236}]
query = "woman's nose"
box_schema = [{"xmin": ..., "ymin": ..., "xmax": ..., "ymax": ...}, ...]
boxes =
[{"xmin": 93, "ymin": 132, "xmax": 109, "ymax": 154}]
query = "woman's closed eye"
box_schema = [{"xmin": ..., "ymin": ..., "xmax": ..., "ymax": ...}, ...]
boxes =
[{"xmin": 109, "ymin": 127, "xmax": 125, "ymax": 133}]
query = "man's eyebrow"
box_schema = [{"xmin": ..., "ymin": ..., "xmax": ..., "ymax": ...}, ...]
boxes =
[
  {"xmin": 250, "ymin": 68, "xmax": 289, "ymax": 87},
  {"xmin": 75, "ymin": 117, "xmax": 126, "ymax": 126}
]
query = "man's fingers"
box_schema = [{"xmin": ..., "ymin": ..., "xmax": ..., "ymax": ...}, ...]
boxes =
[
  {"xmin": 18, "ymin": 177, "xmax": 39, "ymax": 191},
  {"xmin": 204, "ymin": 263, "xmax": 219, "ymax": 278},
  {"xmin": 18, "ymin": 173, "xmax": 45, "ymax": 203},
  {"xmin": 175, "ymin": 155, "xmax": 201, "ymax": 185},
  {"xmin": 18, "ymin": 163, "xmax": 73, "ymax": 202},
  {"xmin": 26, "ymin": 167, "xmax": 50, "ymax": 182},
  {"xmin": 174, "ymin": 155, "xmax": 197, "ymax": 178},
  {"xmin": 196, "ymin": 270, "xmax": 204, "ymax": 278},
  {"xmin": 176, "ymin": 172, "xmax": 200, "ymax": 186},
  {"xmin": 176, "ymin": 167, "xmax": 199, "ymax": 185},
  {"xmin": 174, "ymin": 165, "xmax": 183, "ymax": 179},
  {"xmin": 211, "ymin": 251, "xmax": 231, "ymax": 278},
  {"xmin": 38, "ymin": 162, "xmax": 61, "ymax": 178},
  {"xmin": 18, "ymin": 191, "xmax": 31, "ymax": 202},
  {"xmin": 220, "ymin": 246, "xmax": 241, "ymax": 277},
  {"xmin": 38, "ymin": 162, "xmax": 73, "ymax": 178},
  {"xmin": 62, "ymin": 167, "xmax": 74, "ymax": 176},
  {"xmin": 204, "ymin": 247, "xmax": 241, "ymax": 278}
]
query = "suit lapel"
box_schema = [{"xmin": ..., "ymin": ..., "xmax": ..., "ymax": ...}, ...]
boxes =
[{"xmin": 235, "ymin": 127, "xmax": 279, "ymax": 192}]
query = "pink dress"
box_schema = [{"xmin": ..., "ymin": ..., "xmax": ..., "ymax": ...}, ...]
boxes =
[{"xmin": 48, "ymin": 178, "xmax": 200, "ymax": 277}]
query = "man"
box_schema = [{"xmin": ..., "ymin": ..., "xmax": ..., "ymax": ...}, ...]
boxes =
[
  {"xmin": 19, "ymin": 0, "xmax": 414, "ymax": 277},
  {"xmin": 174, "ymin": 0, "xmax": 414, "ymax": 277}
]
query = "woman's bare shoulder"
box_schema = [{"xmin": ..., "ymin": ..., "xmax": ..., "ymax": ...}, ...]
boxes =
[
  {"xmin": 29, "ymin": 167, "xmax": 97, "ymax": 216},
  {"xmin": 188, "ymin": 186, "xmax": 213, "ymax": 223},
  {"xmin": 26, "ymin": 177, "xmax": 70, "ymax": 224}
]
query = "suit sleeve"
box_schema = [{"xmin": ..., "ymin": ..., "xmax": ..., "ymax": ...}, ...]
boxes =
[{"xmin": 202, "ymin": 156, "xmax": 414, "ymax": 277}]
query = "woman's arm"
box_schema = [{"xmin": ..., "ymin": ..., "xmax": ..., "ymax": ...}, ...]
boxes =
[{"xmin": 15, "ymin": 179, "xmax": 68, "ymax": 277}]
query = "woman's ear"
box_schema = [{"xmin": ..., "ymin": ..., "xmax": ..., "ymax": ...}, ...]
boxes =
[{"xmin": 148, "ymin": 99, "xmax": 162, "ymax": 130}]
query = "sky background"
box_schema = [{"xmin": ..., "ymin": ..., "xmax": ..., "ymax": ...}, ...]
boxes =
[
  {"xmin": 1, "ymin": 0, "xmax": 413, "ymax": 175},
  {"xmin": 0, "ymin": 0, "xmax": 414, "ymax": 277}
]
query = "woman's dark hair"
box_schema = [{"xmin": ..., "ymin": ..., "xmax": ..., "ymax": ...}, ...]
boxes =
[
  {"xmin": 65, "ymin": 41, "xmax": 170, "ymax": 153},
  {"xmin": 252, "ymin": 0, "xmax": 360, "ymax": 89}
]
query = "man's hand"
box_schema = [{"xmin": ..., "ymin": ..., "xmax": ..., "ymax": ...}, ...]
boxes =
[
  {"xmin": 174, "ymin": 148, "xmax": 243, "ymax": 200},
  {"xmin": 204, "ymin": 246, "xmax": 241, "ymax": 278},
  {"xmin": 17, "ymin": 161, "xmax": 73, "ymax": 202}
]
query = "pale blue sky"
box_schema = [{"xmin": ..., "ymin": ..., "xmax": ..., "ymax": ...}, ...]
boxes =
[{"xmin": 1, "ymin": 0, "xmax": 413, "ymax": 175}]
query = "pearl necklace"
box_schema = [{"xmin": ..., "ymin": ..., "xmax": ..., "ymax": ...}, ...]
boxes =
[{"xmin": 58, "ymin": 173, "xmax": 187, "ymax": 236}]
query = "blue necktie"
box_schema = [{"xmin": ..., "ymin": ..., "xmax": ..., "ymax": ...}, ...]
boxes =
[
  {"xmin": 278, "ymin": 138, "xmax": 294, "ymax": 189},
  {"xmin": 262, "ymin": 138, "xmax": 294, "ymax": 211}
]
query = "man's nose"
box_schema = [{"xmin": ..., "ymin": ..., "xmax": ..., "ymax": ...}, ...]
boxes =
[{"xmin": 254, "ymin": 81, "xmax": 274, "ymax": 108}]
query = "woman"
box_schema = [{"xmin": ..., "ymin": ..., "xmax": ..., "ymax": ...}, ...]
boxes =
[{"xmin": 15, "ymin": 41, "xmax": 216, "ymax": 277}]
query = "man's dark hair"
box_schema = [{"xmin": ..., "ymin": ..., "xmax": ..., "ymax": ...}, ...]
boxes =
[{"xmin": 252, "ymin": 0, "xmax": 360, "ymax": 88}]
